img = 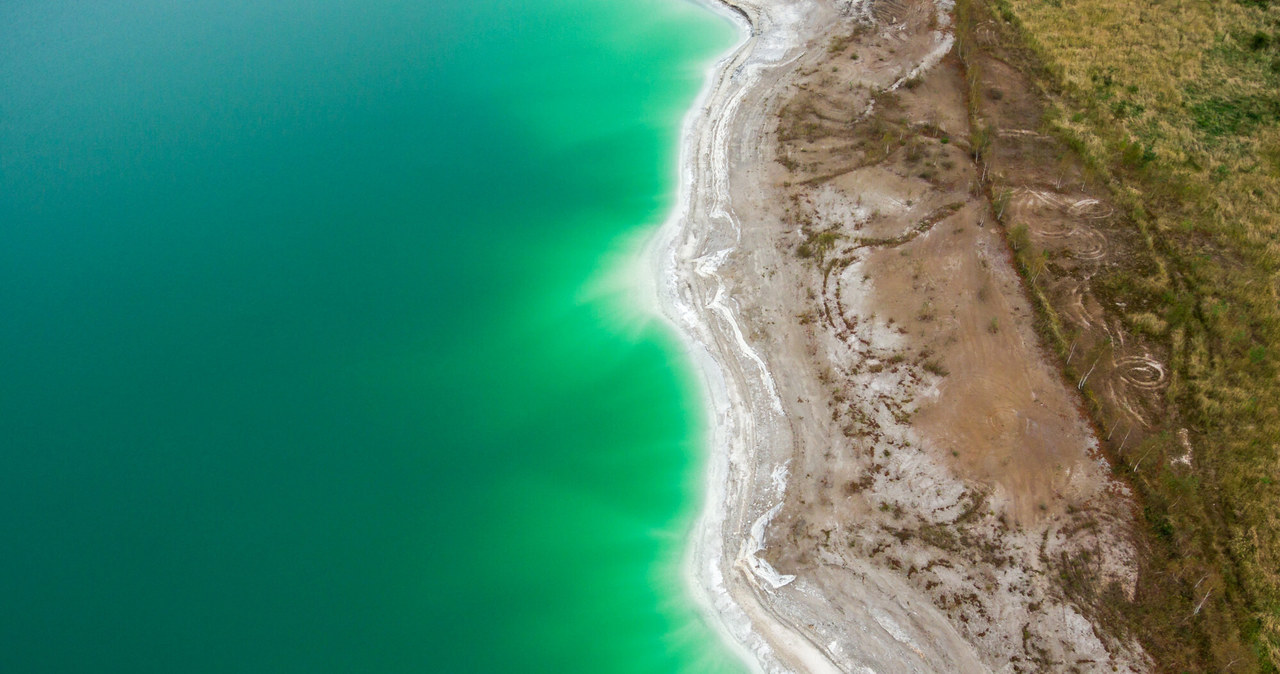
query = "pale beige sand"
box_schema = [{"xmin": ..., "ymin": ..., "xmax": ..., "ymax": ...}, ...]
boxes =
[{"xmin": 655, "ymin": 0, "xmax": 1149, "ymax": 671}]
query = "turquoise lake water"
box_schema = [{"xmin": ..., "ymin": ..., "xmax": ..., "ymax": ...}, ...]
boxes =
[{"xmin": 0, "ymin": 0, "xmax": 742, "ymax": 671}]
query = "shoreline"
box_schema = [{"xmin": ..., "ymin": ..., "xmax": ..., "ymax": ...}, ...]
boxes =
[
  {"xmin": 648, "ymin": 0, "xmax": 1150, "ymax": 671},
  {"xmin": 648, "ymin": 1, "xmax": 839, "ymax": 671}
]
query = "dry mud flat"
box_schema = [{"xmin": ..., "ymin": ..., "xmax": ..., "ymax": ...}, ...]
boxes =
[{"xmin": 663, "ymin": 0, "xmax": 1155, "ymax": 671}]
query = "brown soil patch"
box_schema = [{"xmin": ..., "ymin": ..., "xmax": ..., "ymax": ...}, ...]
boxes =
[{"xmin": 746, "ymin": 0, "xmax": 1147, "ymax": 668}]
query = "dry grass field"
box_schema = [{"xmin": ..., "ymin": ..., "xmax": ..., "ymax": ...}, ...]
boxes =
[{"xmin": 951, "ymin": 0, "xmax": 1280, "ymax": 668}]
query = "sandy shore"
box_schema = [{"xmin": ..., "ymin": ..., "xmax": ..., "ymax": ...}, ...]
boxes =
[
  {"xmin": 654, "ymin": 0, "xmax": 1149, "ymax": 672},
  {"xmin": 652, "ymin": 2, "xmax": 845, "ymax": 670}
]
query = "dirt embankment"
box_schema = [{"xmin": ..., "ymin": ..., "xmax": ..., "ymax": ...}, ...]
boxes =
[
  {"xmin": 949, "ymin": 2, "xmax": 1267, "ymax": 669},
  {"xmin": 702, "ymin": 0, "xmax": 1156, "ymax": 669}
]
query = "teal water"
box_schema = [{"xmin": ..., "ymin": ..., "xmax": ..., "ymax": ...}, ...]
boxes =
[{"xmin": 0, "ymin": 1, "xmax": 742, "ymax": 671}]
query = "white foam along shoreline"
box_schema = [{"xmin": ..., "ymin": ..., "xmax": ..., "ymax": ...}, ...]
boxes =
[{"xmin": 648, "ymin": 1, "xmax": 840, "ymax": 672}]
